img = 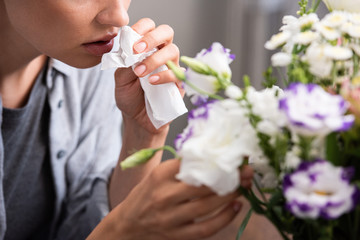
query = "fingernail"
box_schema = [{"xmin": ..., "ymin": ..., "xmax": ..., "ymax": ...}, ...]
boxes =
[
  {"xmin": 134, "ymin": 41, "xmax": 147, "ymax": 53},
  {"xmin": 134, "ymin": 64, "xmax": 146, "ymax": 76},
  {"xmin": 149, "ymin": 75, "xmax": 160, "ymax": 84}
]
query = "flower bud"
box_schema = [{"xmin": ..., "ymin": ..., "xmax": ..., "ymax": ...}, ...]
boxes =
[
  {"xmin": 166, "ymin": 61, "xmax": 186, "ymax": 81},
  {"xmin": 121, "ymin": 148, "xmax": 159, "ymax": 170},
  {"xmin": 323, "ymin": 0, "xmax": 360, "ymax": 13},
  {"xmin": 180, "ymin": 56, "xmax": 212, "ymax": 75}
]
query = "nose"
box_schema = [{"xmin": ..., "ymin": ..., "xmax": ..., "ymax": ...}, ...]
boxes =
[{"xmin": 96, "ymin": 0, "xmax": 130, "ymax": 27}]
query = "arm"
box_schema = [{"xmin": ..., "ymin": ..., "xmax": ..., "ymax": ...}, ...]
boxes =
[
  {"xmin": 109, "ymin": 116, "xmax": 168, "ymax": 207},
  {"xmin": 108, "ymin": 18, "xmax": 182, "ymax": 207}
]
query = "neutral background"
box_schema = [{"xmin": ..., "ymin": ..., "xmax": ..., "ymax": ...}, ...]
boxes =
[{"xmin": 128, "ymin": 1, "xmax": 327, "ymax": 239}]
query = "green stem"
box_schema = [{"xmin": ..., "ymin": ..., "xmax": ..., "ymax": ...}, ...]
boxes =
[
  {"xmin": 353, "ymin": 208, "xmax": 360, "ymax": 240},
  {"xmin": 253, "ymin": 177, "xmax": 268, "ymax": 203},
  {"xmin": 276, "ymin": 67, "xmax": 287, "ymax": 86},
  {"xmin": 158, "ymin": 145, "xmax": 181, "ymax": 159},
  {"xmin": 236, "ymin": 208, "xmax": 253, "ymax": 240},
  {"xmin": 183, "ymin": 78, "xmax": 224, "ymax": 100},
  {"xmin": 311, "ymin": 0, "xmax": 321, "ymax": 13},
  {"xmin": 353, "ymin": 54, "xmax": 360, "ymax": 78}
]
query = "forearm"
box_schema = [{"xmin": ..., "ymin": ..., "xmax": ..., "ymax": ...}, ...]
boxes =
[{"xmin": 108, "ymin": 115, "xmax": 169, "ymax": 209}]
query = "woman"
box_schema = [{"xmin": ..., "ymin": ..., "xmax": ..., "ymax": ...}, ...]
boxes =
[{"xmin": 0, "ymin": 0, "xmax": 253, "ymax": 239}]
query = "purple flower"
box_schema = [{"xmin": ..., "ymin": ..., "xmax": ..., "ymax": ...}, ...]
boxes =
[
  {"xmin": 279, "ymin": 83, "xmax": 355, "ymax": 136},
  {"xmin": 283, "ymin": 160, "xmax": 359, "ymax": 219}
]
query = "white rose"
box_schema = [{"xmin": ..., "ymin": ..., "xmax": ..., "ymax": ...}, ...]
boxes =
[
  {"xmin": 175, "ymin": 100, "xmax": 261, "ymax": 195},
  {"xmin": 323, "ymin": 0, "xmax": 360, "ymax": 13}
]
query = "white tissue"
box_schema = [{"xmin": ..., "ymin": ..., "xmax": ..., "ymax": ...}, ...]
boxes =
[{"xmin": 101, "ymin": 26, "xmax": 187, "ymax": 129}]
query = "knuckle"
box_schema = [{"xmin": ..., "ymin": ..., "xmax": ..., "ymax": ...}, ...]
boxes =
[
  {"xmin": 148, "ymin": 55, "xmax": 162, "ymax": 67},
  {"xmin": 149, "ymin": 168, "xmax": 163, "ymax": 183},
  {"xmin": 170, "ymin": 44, "xmax": 180, "ymax": 57},
  {"xmin": 160, "ymin": 24, "xmax": 174, "ymax": 36},
  {"xmin": 141, "ymin": 17, "xmax": 156, "ymax": 28}
]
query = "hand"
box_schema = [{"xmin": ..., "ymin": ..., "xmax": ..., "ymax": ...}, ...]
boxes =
[
  {"xmin": 88, "ymin": 160, "xmax": 253, "ymax": 240},
  {"xmin": 114, "ymin": 18, "xmax": 184, "ymax": 134}
]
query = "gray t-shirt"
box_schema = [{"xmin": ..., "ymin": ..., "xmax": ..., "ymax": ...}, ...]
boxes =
[{"xmin": 2, "ymin": 66, "xmax": 55, "ymax": 240}]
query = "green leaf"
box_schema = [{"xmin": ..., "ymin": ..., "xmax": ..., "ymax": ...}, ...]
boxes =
[
  {"xmin": 268, "ymin": 189, "xmax": 284, "ymax": 208},
  {"xmin": 325, "ymin": 132, "xmax": 342, "ymax": 166},
  {"xmin": 236, "ymin": 208, "xmax": 253, "ymax": 240}
]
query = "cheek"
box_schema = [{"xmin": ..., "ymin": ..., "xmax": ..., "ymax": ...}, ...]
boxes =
[
  {"xmin": 35, "ymin": 4, "xmax": 96, "ymax": 51},
  {"xmin": 7, "ymin": 0, "xmax": 96, "ymax": 55}
]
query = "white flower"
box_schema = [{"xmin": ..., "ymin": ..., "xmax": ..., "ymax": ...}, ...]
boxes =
[
  {"xmin": 265, "ymin": 31, "xmax": 291, "ymax": 50},
  {"xmin": 342, "ymin": 22, "xmax": 360, "ymax": 38},
  {"xmin": 299, "ymin": 13, "xmax": 320, "ymax": 28},
  {"xmin": 349, "ymin": 13, "xmax": 360, "ymax": 24},
  {"xmin": 322, "ymin": 11, "xmax": 349, "ymax": 28},
  {"xmin": 314, "ymin": 22, "xmax": 341, "ymax": 40},
  {"xmin": 247, "ymin": 86, "xmax": 286, "ymax": 129},
  {"xmin": 282, "ymin": 148, "xmax": 301, "ymax": 171},
  {"xmin": 293, "ymin": 31, "xmax": 320, "ymax": 45},
  {"xmin": 323, "ymin": 0, "xmax": 360, "ymax": 13},
  {"xmin": 175, "ymin": 100, "xmax": 261, "ymax": 195},
  {"xmin": 245, "ymin": 86, "xmax": 287, "ymax": 142},
  {"xmin": 257, "ymin": 120, "xmax": 279, "ymax": 136},
  {"xmin": 324, "ymin": 45, "xmax": 353, "ymax": 60},
  {"xmin": 250, "ymin": 156, "xmax": 278, "ymax": 189},
  {"xmin": 184, "ymin": 42, "xmax": 234, "ymax": 102},
  {"xmin": 281, "ymin": 15, "xmax": 300, "ymax": 33},
  {"xmin": 225, "ymin": 85, "xmax": 243, "ymax": 99},
  {"xmin": 304, "ymin": 42, "xmax": 333, "ymax": 78},
  {"xmin": 271, "ymin": 52, "xmax": 292, "ymax": 67}
]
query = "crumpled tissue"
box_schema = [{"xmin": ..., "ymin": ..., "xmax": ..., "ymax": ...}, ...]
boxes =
[{"xmin": 101, "ymin": 26, "xmax": 187, "ymax": 129}]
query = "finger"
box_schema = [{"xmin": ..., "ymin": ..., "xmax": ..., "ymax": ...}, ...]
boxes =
[
  {"xmin": 169, "ymin": 192, "xmax": 238, "ymax": 225},
  {"xmin": 148, "ymin": 70, "xmax": 185, "ymax": 96},
  {"xmin": 148, "ymin": 69, "xmax": 178, "ymax": 85},
  {"xmin": 114, "ymin": 67, "xmax": 137, "ymax": 87},
  {"xmin": 153, "ymin": 160, "xmax": 221, "ymax": 203},
  {"xmin": 240, "ymin": 165, "xmax": 254, "ymax": 180},
  {"xmin": 174, "ymin": 201, "xmax": 242, "ymax": 240},
  {"xmin": 133, "ymin": 43, "xmax": 179, "ymax": 77},
  {"xmin": 131, "ymin": 18, "xmax": 156, "ymax": 36},
  {"xmin": 240, "ymin": 165, "xmax": 254, "ymax": 189},
  {"xmin": 133, "ymin": 24, "xmax": 174, "ymax": 54}
]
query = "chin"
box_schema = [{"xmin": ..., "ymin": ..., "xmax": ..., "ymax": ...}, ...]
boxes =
[
  {"xmin": 52, "ymin": 52, "xmax": 103, "ymax": 69},
  {"xmin": 65, "ymin": 55, "xmax": 102, "ymax": 69}
]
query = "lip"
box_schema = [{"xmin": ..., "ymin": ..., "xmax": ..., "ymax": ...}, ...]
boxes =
[{"xmin": 82, "ymin": 34, "xmax": 117, "ymax": 56}]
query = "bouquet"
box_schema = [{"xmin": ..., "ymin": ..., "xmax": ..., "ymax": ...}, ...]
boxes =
[{"xmin": 121, "ymin": 0, "xmax": 360, "ymax": 239}]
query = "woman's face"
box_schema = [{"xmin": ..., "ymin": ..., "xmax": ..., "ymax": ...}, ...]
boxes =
[{"xmin": 4, "ymin": 0, "xmax": 131, "ymax": 68}]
